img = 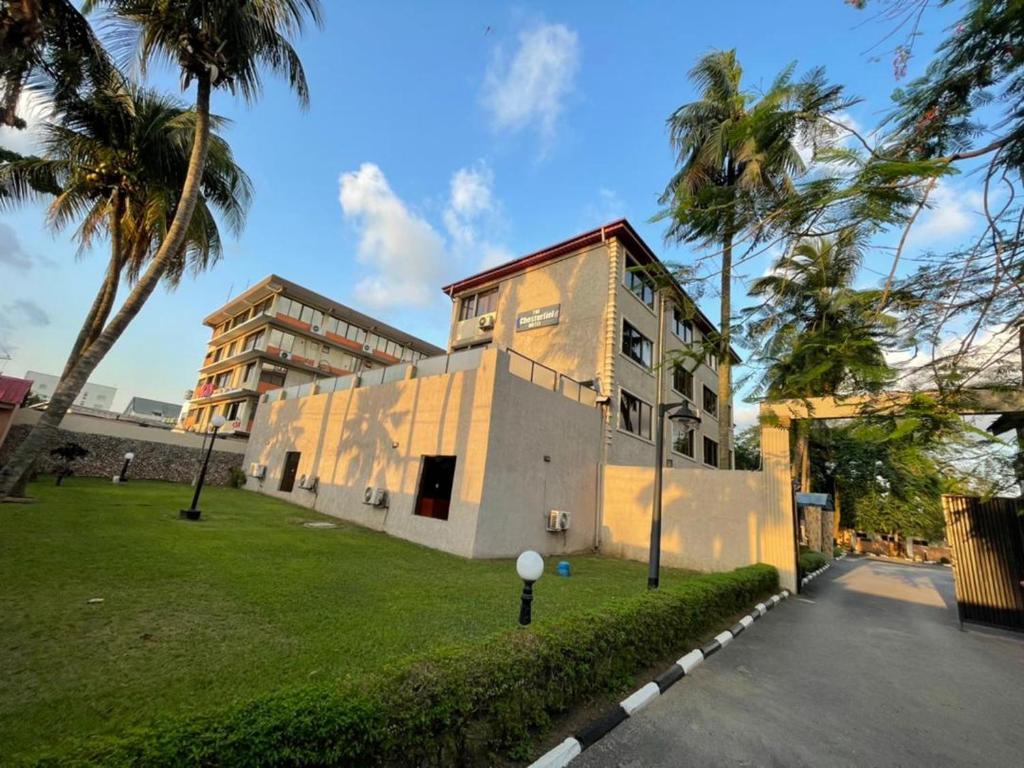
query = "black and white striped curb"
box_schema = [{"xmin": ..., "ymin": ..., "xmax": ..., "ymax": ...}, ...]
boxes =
[
  {"xmin": 801, "ymin": 552, "xmax": 847, "ymax": 588},
  {"xmin": 527, "ymin": 588, "xmax": 792, "ymax": 768}
]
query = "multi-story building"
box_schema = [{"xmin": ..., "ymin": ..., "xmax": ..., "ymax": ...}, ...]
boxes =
[
  {"xmin": 122, "ymin": 396, "xmax": 182, "ymax": 427},
  {"xmin": 25, "ymin": 371, "xmax": 117, "ymax": 412},
  {"xmin": 182, "ymin": 275, "xmax": 445, "ymax": 435},
  {"xmin": 441, "ymin": 218, "xmax": 738, "ymax": 468}
]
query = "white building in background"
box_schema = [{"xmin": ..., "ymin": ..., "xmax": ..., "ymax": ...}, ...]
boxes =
[{"xmin": 25, "ymin": 370, "xmax": 118, "ymax": 412}]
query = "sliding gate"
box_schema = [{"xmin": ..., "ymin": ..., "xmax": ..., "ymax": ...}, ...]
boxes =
[{"xmin": 943, "ymin": 495, "xmax": 1024, "ymax": 632}]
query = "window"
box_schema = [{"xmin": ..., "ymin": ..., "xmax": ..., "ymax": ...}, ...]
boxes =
[
  {"xmin": 259, "ymin": 364, "xmax": 287, "ymax": 388},
  {"xmin": 619, "ymin": 389, "xmax": 652, "ymax": 440},
  {"xmin": 225, "ymin": 341, "xmax": 237, "ymax": 358},
  {"xmin": 415, "ymin": 455, "xmax": 457, "ymax": 520},
  {"xmin": 287, "ymin": 299, "xmax": 302, "ymax": 319},
  {"xmin": 252, "ymin": 297, "xmax": 273, "ymax": 316},
  {"xmin": 224, "ymin": 401, "xmax": 241, "ymax": 420},
  {"xmin": 242, "ymin": 330, "xmax": 264, "ymax": 352},
  {"xmin": 707, "ymin": 353, "xmax": 719, "ymax": 372},
  {"xmin": 672, "ymin": 424, "xmax": 695, "ymax": 458},
  {"xmin": 672, "ymin": 308, "xmax": 693, "ymax": 342},
  {"xmin": 624, "ymin": 253, "xmax": 655, "ymax": 309},
  {"xmin": 211, "ymin": 346, "xmax": 223, "ymax": 363},
  {"xmin": 621, "ymin": 321, "xmax": 653, "ymax": 368},
  {"xmin": 702, "ymin": 385, "xmax": 719, "ymax": 417},
  {"xmin": 703, "ymin": 436, "xmax": 719, "ymax": 467},
  {"xmin": 672, "ymin": 365, "xmax": 693, "ymax": 399},
  {"xmin": 459, "ymin": 287, "xmax": 499, "ymax": 320},
  {"xmin": 268, "ymin": 329, "xmax": 294, "ymax": 353},
  {"xmin": 214, "ymin": 370, "xmax": 233, "ymax": 389},
  {"xmin": 242, "ymin": 362, "xmax": 256, "ymax": 386},
  {"xmin": 346, "ymin": 323, "xmax": 365, "ymax": 343}
]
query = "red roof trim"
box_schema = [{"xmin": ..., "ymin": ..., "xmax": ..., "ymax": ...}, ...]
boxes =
[{"xmin": 0, "ymin": 375, "xmax": 33, "ymax": 407}]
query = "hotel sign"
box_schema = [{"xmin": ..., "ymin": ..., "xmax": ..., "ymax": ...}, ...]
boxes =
[{"xmin": 516, "ymin": 304, "xmax": 561, "ymax": 332}]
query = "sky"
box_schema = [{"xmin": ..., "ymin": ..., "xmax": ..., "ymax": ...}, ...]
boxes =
[{"xmin": 1, "ymin": 0, "xmax": 978, "ymax": 420}]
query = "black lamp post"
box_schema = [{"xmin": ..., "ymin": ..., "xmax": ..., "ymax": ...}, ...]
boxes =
[
  {"xmin": 516, "ymin": 550, "xmax": 544, "ymax": 625},
  {"xmin": 117, "ymin": 451, "xmax": 135, "ymax": 482},
  {"xmin": 180, "ymin": 415, "xmax": 226, "ymax": 521},
  {"xmin": 648, "ymin": 400, "xmax": 702, "ymax": 589}
]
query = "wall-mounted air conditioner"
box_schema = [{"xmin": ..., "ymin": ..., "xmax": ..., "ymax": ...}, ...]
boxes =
[
  {"xmin": 298, "ymin": 474, "xmax": 319, "ymax": 491},
  {"xmin": 362, "ymin": 344, "xmax": 373, "ymax": 353},
  {"xmin": 248, "ymin": 462, "xmax": 267, "ymax": 479},
  {"xmin": 279, "ymin": 351, "xmax": 290, "ymax": 360},
  {"xmin": 453, "ymin": 312, "xmax": 496, "ymax": 346},
  {"xmin": 546, "ymin": 509, "xmax": 570, "ymax": 532},
  {"xmin": 363, "ymin": 486, "xmax": 389, "ymax": 507},
  {"xmin": 311, "ymin": 324, "xmax": 322, "ymax": 334}
]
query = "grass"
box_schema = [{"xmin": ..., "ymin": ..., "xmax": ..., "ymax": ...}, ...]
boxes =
[{"xmin": 1, "ymin": 478, "xmax": 694, "ymax": 761}]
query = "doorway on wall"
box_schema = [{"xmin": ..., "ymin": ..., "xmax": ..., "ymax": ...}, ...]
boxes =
[
  {"xmin": 415, "ymin": 455, "xmax": 457, "ymax": 520},
  {"xmin": 280, "ymin": 451, "xmax": 301, "ymax": 492}
]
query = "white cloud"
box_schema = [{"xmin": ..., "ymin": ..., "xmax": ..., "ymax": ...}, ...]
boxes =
[
  {"xmin": 482, "ymin": 23, "xmax": 580, "ymax": 142},
  {"xmin": 339, "ymin": 163, "xmax": 447, "ymax": 309},
  {"xmin": 796, "ymin": 111, "xmax": 867, "ymax": 173},
  {"xmin": 338, "ymin": 162, "xmax": 515, "ymax": 309},
  {"xmin": 0, "ymin": 298, "xmax": 50, "ymax": 331},
  {"xmin": 0, "ymin": 222, "xmax": 33, "ymax": 271},
  {"xmin": 0, "ymin": 91, "xmax": 52, "ymax": 155},
  {"xmin": 908, "ymin": 180, "xmax": 984, "ymax": 247}
]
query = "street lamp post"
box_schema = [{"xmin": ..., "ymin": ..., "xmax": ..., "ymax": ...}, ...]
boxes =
[
  {"xmin": 648, "ymin": 400, "xmax": 702, "ymax": 589},
  {"xmin": 180, "ymin": 415, "xmax": 226, "ymax": 521},
  {"xmin": 516, "ymin": 550, "xmax": 544, "ymax": 625},
  {"xmin": 118, "ymin": 452, "xmax": 135, "ymax": 482}
]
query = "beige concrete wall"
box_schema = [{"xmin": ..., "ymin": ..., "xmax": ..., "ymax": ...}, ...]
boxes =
[
  {"xmin": 244, "ymin": 351, "xmax": 498, "ymax": 557},
  {"xmin": 600, "ymin": 465, "xmax": 770, "ymax": 573},
  {"xmin": 12, "ymin": 408, "xmax": 248, "ymax": 454},
  {"xmin": 475, "ymin": 362, "xmax": 603, "ymax": 557}
]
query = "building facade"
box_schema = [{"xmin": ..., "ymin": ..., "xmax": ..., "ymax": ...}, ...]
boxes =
[
  {"xmin": 182, "ymin": 275, "xmax": 445, "ymax": 435},
  {"xmin": 122, "ymin": 397, "xmax": 182, "ymax": 426},
  {"xmin": 25, "ymin": 370, "xmax": 117, "ymax": 412},
  {"xmin": 441, "ymin": 219, "xmax": 738, "ymax": 469}
]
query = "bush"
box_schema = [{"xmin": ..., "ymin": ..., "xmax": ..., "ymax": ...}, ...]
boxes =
[
  {"xmin": 34, "ymin": 565, "xmax": 777, "ymax": 767},
  {"xmin": 833, "ymin": 545, "xmax": 844, "ymax": 558},
  {"xmin": 799, "ymin": 547, "xmax": 827, "ymax": 576},
  {"xmin": 227, "ymin": 466, "xmax": 246, "ymax": 488}
]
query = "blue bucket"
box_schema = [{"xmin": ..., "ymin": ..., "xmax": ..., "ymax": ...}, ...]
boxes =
[{"xmin": 557, "ymin": 560, "xmax": 571, "ymax": 577}]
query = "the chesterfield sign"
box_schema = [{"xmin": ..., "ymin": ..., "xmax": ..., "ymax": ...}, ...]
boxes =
[{"xmin": 516, "ymin": 304, "xmax": 561, "ymax": 332}]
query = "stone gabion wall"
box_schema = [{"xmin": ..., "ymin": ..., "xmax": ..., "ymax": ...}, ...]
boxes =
[{"xmin": 0, "ymin": 425, "xmax": 244, "ymax": 486}]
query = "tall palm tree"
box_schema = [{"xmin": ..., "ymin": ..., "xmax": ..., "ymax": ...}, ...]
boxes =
[
  {"xmin": 660, "ymin": 50, "xmax": 846, "ymax": 468},
  {"xmin": 745, "ymin": 229, "xmax": 898, "ymax": 489},
  {"xmin": 0, "ymin": 0, "xmax": 111, "ymax": 128},
  {"xmin": 0, "ymin": 0, "xmax": 321, "ymax": 496}
]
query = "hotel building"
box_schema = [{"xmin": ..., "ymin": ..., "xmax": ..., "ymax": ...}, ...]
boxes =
[
  {"xmin": 182, "ymin": 275, "xmax": 445, "ymax": 435},
  {"xmin": 442, "ymin": 218, "xmax": 738, "ymax": 469}
]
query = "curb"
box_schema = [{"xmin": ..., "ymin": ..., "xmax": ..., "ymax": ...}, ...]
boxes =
[
  {"xmin": 527, "ymin": 588, "xmax": 792, "ymax": 768},
  {"xmin": 800, "ymin": 556, "xmax": 839, "ymax": 588}
]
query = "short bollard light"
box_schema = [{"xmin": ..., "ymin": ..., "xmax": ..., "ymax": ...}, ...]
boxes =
[
  {"xmin": 118, "ymin": 452, "xmax": 135, "ymax": 483},
  {"xmin": 516, "ymin": 550, "xmax": 544, "ymax": 626}
]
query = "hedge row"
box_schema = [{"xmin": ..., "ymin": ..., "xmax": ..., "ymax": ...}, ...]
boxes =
[
  {"xmin": 799, "ymin": 548, "xmax": 827, "ymax": 576},
  {"xmin": 34, "ymin": 564, "xmax": 778, "ymax": 768}
]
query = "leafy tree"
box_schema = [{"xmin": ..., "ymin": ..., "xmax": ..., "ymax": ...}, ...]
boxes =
[
  {"xmin": 659, "ymin": 50, "xmax": 849, "ymax": 467},
  {"xmin": 49, "ymin": 440, "xmax": 88, "ymax": 485},
  {"xmin": 0, "ymin": 1, "xmax": 322, "ymax": 497},
  {"xmin": 733, "ymin": 424, "xmax": 761, "ymax": 470}
]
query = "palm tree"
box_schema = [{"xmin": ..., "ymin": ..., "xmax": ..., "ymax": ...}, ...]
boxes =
[
  {"xmin": 0, "ymin": 0, "xmax": 321, "ymax": 496},
  {"xmin": 659, "ymin": 50, "xmax": 846, "ymax": 468},
  {"xmin": 0, "ymin": 0, "xmax": 111, "ymax": 128},
  {"xmin": 745, "ymin": 229, "xmax": 898, "ymax": 489}
]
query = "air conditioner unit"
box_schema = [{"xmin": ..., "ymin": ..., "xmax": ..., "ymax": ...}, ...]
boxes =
[
  {"xmin": 453, "ymin": 313, "xmax": 496, "ymax": 346},
  {"xmin": 311, "ymin": 324, "xmax": 321, "ymax": 334},
  {"xmin": 298, "ymin": 474, "xmax": 319, "ymax": 491},
  {"xmin": 363, "ymin": 486, "xmax": 388, "ymax": 507},
  {"xmin": 477, "ymin": 312, "xmax": 496, "ymax": 330},
  {"xmin": 248, "ymin": 462, "xmax": 267, "ymax": 479},
  {"xmin": 546, "ymin": 509, "xmax": 571, "ymax": 532},
  {"xmin": 362, "ymin": 344, "xmax": 373, "ymax": 353},
  {"xmin": 279, "ymin": 351, "xmax": 290, "ymax": 360}
]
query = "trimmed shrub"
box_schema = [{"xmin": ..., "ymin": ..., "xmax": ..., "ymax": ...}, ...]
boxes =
[
  {"xmin": 799, "ymin": 547, "xmax": 827, "ymax": 576},
  {"xmin": 33, "ymin": 565, "xmax": 777, "ymax": 767}
]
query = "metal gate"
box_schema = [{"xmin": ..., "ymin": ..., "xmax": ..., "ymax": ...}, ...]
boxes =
[{"xmin": 943, "ymin": 495, "xmax": 1024, "ymax": 632}]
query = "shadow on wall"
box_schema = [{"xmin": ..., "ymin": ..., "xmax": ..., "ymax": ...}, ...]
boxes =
[{"xmin": 601, "ymin": 465, "xmax": 768, "ymax": 573}]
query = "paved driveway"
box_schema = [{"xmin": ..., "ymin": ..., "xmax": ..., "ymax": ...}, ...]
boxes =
[{"xmin": 576, "ymin": 557, "xmax": 1024, "ymax": 768}]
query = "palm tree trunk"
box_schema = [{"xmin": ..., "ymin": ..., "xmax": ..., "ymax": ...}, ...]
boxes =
[
  {"xmin": 60, "ymin": 192, "xmax": 125, "ymax": 379},
  {"xmin": 718, "ymin": 231, "xmax": 733, "ymax": 469},
  {"xmin": 0, "ymin": 77, "xmax": 213, "ymax": 497}
]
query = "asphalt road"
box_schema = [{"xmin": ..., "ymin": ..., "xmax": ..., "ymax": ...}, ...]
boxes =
[{"xmin": 576, "ymin": 557, "xmax": 1024, "ymax": 768}]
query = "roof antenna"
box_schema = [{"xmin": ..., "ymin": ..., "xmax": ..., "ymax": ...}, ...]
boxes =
[{"xmin": 224, "ymin": 282, "xmax": 234, "ymax": 303}]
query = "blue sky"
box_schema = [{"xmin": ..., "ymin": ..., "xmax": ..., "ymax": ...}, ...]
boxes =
[{"xmin": 1, "ymin": 0, "xmax": 974, "ymax": 417}]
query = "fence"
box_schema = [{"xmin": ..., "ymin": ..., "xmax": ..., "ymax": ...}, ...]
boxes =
[{"xmin": 507, "ymin": 348, "xmax": 598, "ymax": 406}]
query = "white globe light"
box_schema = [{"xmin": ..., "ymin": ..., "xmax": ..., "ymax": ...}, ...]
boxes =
[
  {"xmin": 516, "ymin": 550, "xmax": 544, "ymax": 582},
  {"xmin": 124, "ymin": 452, "xmax": 135, "ymax": 460},
  {"xmin": 211, "ymin": 415, "xmax": 227, "ymax": 428}
]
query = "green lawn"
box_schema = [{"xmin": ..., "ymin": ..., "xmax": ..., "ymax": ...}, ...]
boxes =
[{"xmin": 1, "ymin": 478, "xmax": 692, "ymax": 761}]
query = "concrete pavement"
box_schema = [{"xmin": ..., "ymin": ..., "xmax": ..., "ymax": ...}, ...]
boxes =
[{"xmin": 575, "ymin": 557, "xmax": 1024, "ymax": 768}]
